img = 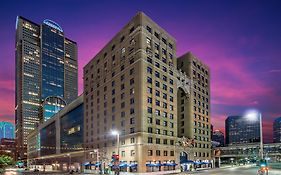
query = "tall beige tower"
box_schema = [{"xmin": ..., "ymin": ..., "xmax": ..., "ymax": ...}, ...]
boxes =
[
  {"xmin": 177, "ymin": 52, "xmax": 211, "ymax": 162},
  {"xmin": 83, "ymin": 12, "xmax": 178, "ymax": 172}
]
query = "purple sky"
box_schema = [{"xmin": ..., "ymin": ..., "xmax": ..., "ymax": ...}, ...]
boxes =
[{"xmin": 1, "ymin": 0, "xmax": 281, "ymax": 142}]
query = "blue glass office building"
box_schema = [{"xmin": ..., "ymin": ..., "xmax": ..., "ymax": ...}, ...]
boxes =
[
  {"xmin": 225, "ymin": 115, "xmax": 260, "ymax": 145},
  {"xmin": 273, "ymin": 117, "xmax": 281, "ymax": 143},
  {"xmin": 41, "ymin": 20, "xmax": 65, "ymax": 99},
  {"xmin": 0, "ymin": 122, "xmax": 15, "ymax": 139},
  {"xmin": 28, "ymin": 95, "xmax": 84, "ymax": 158},
  {"xmin": 16, "ymin": 17, "xmax": 78, "ymax": 159}
]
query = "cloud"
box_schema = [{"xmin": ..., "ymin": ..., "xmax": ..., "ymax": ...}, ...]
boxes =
[{"xmin": 269, "ymin": 69, "xmax": 281, "ymax": 73}]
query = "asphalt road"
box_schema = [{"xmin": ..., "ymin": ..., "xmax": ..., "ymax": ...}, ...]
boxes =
[
  {"xmin": 180, "ymin": 166, "xmax": 281, "ymax": 175},
  {"xmin": 3, "ymin": 166, "xmax": 281, "ymax": 175}
]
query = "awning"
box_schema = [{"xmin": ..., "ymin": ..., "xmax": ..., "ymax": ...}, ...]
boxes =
[
  {"xmin": 181, "ymin": 160, "xmax": 194, "ymax": 164},
  {"xmin": 163, "ymin": 163, "xmax": 177, "ymax": 166},
  {"xmin": 84, "ymin": 162, "xmax": 96, "ymax": 166},
  {"xmin": 95, "ymin": 162, "xmax": 101, "ymax": 166},
  {"xmin": 194, "ymin": 162, "xmax": 209, "ymax": 165},
  {"xmin": 128, "ymin": 164, "xmax": 138, "ymax": 167},
  {"xmin": 119, "ymin": 163, "xmax": 128, "ymax": 167},
  {"xmin": 146, "ymin": 163, "xmax": 161, "ymax": 167}
]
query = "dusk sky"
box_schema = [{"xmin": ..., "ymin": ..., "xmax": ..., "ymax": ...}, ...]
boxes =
[{"xmin": 1, "ymin": 0, "xmax": 281, "ymax": 142}]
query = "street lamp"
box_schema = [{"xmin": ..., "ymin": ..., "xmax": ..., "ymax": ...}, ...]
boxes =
[
  {"xmin": 111, "ymin": 130, "xmax": 120, "ymax": 156},
  {"xmin": 67, "ymin": 153, "xmax": 71, "ymax": 172},
  {"xmin": 244, "ymin": 110, "xmax": 263, "ymax": 160}
]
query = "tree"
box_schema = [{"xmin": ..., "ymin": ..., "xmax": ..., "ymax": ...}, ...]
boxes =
[{"xmin": 0, "ymin": 155, "xmax": 14, "ymax": 168}]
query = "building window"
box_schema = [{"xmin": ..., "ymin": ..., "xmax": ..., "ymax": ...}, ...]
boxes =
[
  {"xmin": 148, "ymin": 117, "xmax": 152, "ymax": 124},
  {"xmin": 129, "ymin": 26, "xmax": 135, "ymax": 33},
  {"xmin": 148, "ymin": 137, "xmax": 153, "ymax": 143},
  {"xmin": 163, "ymin": 84, "xmax": 168, "ymax": 91},
  {"xmin": 130, "ymin": 98, "xmax": 134, "ymax": 104},
  {"xmin": 155, "ymin": 109, "xmax": 160, "ymax": 116},
  {"xmin": 131, "ymin": 150, "xmax": 135, "ymax": 156},
  {"xmin": 130, "ymin": 117, "xmax": 135, "ymax": 124},
  {"xmin": 130, "ymin": 127, "xmax": 135, "ymax": 133},
  {"xmin": 155, "ymin": 81, "xmax": 160, "ymax": 87},
  {"xmin": 147, "ymin": 77, "xmax": 152, "ymax": 84},
  {"xmin": 147, "ymin": 87, "xmax": 152, "ymax": 94},
  {"xmin": 146, "ymin": 37, "xmax": 151, "ymax": 45},
  {"xmin": 147, "ymin": 57, "xmax": 153, "ymax": 64},
  {"xmin": 147, "ymin": 97, "xmax": 152, "ymax": 104},
  {"xmin": 154, "ymin": 32, "xmax": 159, "ymax": 39},
  {"xmin": 156, "ymin": 119, "xmax": 160, "ymax": 125},
  {"xmin": 130, "ymin": 137, "xmax": 135, "ymax": 143},
  {"xmin": 164, "ymin": 150, "xmax": 168, "ymax": 156},
  {"xmin": 163, "ymin": 93, "xmax": 167, "ymax": 99},
  {"xmin": 121, "ymin": 151, "xmax": 125, "ymax": 157},
  {"xmin": 147, "ymin": 107, "xmax": 152, "ymax": 114},
  {"xmin": 156, "ymin": 128, "xmax": 160, "ymax": 134},
  {"xmin": 156, "ymin": 138, "xmax": 160, "ymax": 144},
  {"xmin": 121, "ymin": 47, "xmax": 126, "ymax": 54},
  {"xmin": 148, "ymin": 150, "xmax": 153, "ymax": 156},
  {"xmin": 170, "ymin": 151, "xmax": 174, "ymax": 156},
  {"xmin": 156, "ymin": 100, "xmax": 160, "ymax": 106},
  {"xmin": 147, "ymin": 67, "xmax": 152, "ymax": 74},
  {"xmin": 130, "ymin": 88, "xmax": 135, "ymax": 95},
  {"xmin": 148, "ymin": 127, "xmax": 153, "ymax": 133},
  {"xmin": 130, "ymin": 108, "xmax": 135, "ymax": 114},
  {"xmin": 162, "ymin": 38, "xmax": 167, "ymax": 44},
  {"xmin": 130, "ymin": 68, "xmax": 134, "ymax": 75},
  {"xmin": 156, "ymin": 150, "xmax": 161, "ymax": 156},
  {"xmin": 130, "ymin": 78, "xmax": 134, "ymax": 85},
  {"xmin": 146, "ymin": 26, "xmax": 152, "ymax": 33},
  {"xmin": 156, "ymin": 90, "xmax": 160, "ymax": 97}
]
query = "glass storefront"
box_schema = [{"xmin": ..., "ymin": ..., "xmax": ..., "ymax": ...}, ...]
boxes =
[
  {"xmin": 40, "ymin": 122, "xmax": 56, "ymax": 156},
  {"xmin": 60, "ymin": 104, "xmax": 83, "ymax": 153}
]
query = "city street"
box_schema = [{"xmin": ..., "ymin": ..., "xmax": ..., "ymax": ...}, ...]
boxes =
[
  {"xmin": 179, "ymin": 166, "xmax": 281, "ymax": 175},
  {"xmin": 2, "ymin": 166, "xmax": 281, "ymax": 175}
]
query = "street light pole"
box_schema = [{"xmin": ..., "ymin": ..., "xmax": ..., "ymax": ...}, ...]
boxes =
[
  {"xmin": 116, "ymin": 133, "xmax": 120, "ymax": 156},
  {"xmin": 111, "ymin": 130, "xmax": 120, "ymax": 155},
  {"xmin": 259, "ymin": 113, "xmax": 264, "ymax": 160}
]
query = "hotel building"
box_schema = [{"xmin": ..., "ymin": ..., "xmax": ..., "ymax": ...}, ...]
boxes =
[
  {"xmin": 83, "ymin": 12, "xmax": 211, "ymax": 173},
  {"xmin": 177, "ymin": 53, "xmax": 211, "ymax": 162}
]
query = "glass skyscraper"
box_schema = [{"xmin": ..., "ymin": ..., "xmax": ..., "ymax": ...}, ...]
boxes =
[
  {"xmin": 273, "ymin": 117, "xmax": 281, "ymax": 143},
  {"xmin": 225, "ymin": 115, "xmax": 260, "ymax": 145},
  {"xmin": 0, "ymin": 122, "xmax": 15, "ymax": 140},
  {"xmin": 15, "ymin": 16, "xmax": 78, "ymax": 159}
]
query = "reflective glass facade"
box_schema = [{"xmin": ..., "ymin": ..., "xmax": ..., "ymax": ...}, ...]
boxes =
[
  {"xmin": 40, "ymin": 121, "xmax": 56, "ymax": 156},
  {"xmin": 60, "ymin": 104, "xmax": 83, "ymax": 153},
  {"xmin": 212, "ymin": 130, "xmax": 224, "ymax": 147},
  {"xmin": 16, "ymin": 17, "xmax": 41, "ymax": 159},
  {"xmin": 43, "ymin": 96, "xmax": 66, "ymax": 121},
  {"xmin": 41, "ymin": 23, "xmax": 65, "ymax": 99},
  {"xmin": 225, "ymin": 116, "xmax": 260, "ymax": 145},
  {"xmin": 16, "ymin": 17, "xmax": 78, "ymax": 159},
  {"xmin": 64, "ymin": 38, "xmax": 78, "ymax": 104},
  {"xmin": 273, "ymin": 117, "xmax": 281, "ymax": 143},
  {"xmin": 0, "ymin": 122, "xmax": 15, "ymax": 139}
]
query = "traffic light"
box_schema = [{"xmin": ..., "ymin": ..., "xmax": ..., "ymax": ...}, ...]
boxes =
[
  {"xmin": 112, "ymin": 154, "xmax": 119, "ymax": 161},
  {"xmin": 260, "ymin": 159, "xmax": 268, "ymax": 167}
]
